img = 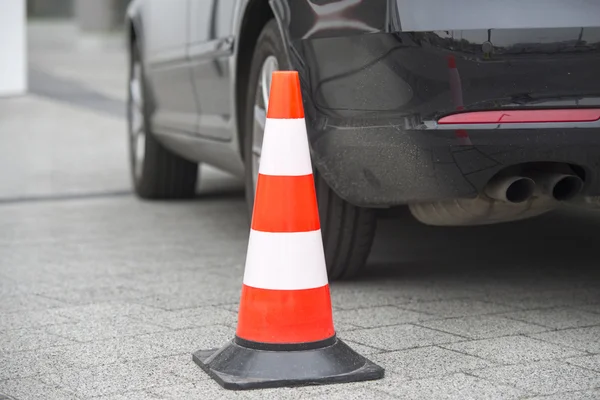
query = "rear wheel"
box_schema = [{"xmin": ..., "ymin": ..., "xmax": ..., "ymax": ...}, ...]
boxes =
[
  {"xmin": 315, "ymin": 171, "xmax": 377, "ymax": 280},
  {"xmin": 127, "ymin": 41, "xmax": 198, "ymax": 199},
  {"xmin": 242, "ymin": 20, "xmax": 377, "ymax": 280}
]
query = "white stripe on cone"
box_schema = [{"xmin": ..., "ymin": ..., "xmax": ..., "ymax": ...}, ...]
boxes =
[
  {"xmin": 258, "ymin": 118, "xmax": 313, "ymax": 176},
  {"xmin": 243, "ymin": 229, "xmax": 329, "ymax": 290}
]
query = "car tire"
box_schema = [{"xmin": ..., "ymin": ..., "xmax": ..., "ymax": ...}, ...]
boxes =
[
  {"xmin": 242, "ymin": 20, "xmax": 377, "ymax": 280},
  {"xmin": 127, "ymin": 41, "xmax": 198, "ymax": 199},
  {"xmin": 243, "ymin": 19, "xmax": 290, "ymax": 212},
  {"xmin": 315, "ymin": 170, "xmax": 378, "ymax": 280}
]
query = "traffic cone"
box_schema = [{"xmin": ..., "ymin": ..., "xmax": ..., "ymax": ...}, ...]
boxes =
[
  {"xmin": 448, "ymin": 55, "xmax": 472, "ymax": 146},
  {"xmin": 192, "ymin": 71, "xmax": 384, "ymax": 390}
]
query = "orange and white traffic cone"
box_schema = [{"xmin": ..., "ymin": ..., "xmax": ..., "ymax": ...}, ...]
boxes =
[{"xmin": 193, "ymin": 71, "xmax": 384, "ymax": 390}]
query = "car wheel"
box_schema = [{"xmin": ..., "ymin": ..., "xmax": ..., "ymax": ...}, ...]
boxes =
[
  {"xmin": 243, "ymin": 20, "xmax": 377, "ymax": 280},
  {"xmin": 127, "ymin": 41, "xmax": 198, "ymax": 199}
]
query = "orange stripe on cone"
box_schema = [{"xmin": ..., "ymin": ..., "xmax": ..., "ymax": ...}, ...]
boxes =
[
  {"xmin": 252, "ymin": 174, "xmax": 320, "ymax": 233},
  {"xmin": 236, "ymin": 284, "xmax": 335, "ymax": 344},
  {"xmin": 266, "ymin": 71, "xmax": 305, "ymax": 119}
]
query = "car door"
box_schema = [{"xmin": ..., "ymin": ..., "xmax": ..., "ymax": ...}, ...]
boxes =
[
  {"xmin": 188, "ymin": 0, "xmax": 237, "ymax": 140},
  {"xmin": 143, "ymin": 0, "xmax": 198, "ymax": 133}
]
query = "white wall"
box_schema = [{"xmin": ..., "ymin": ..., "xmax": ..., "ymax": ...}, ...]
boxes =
[{"xmin": 0, "ymin": 0, "xmax": 27, "ymax": 96}]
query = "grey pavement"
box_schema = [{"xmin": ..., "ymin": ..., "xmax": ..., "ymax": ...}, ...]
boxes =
[{"xmin": 1, "ymin": 21, "xmax": 600, "ymax": 399}]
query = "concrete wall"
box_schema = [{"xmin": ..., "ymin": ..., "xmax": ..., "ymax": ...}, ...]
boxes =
[
  {"xmin": 1, "ymin": 0, "xmax": 27, "ymax": 96},
  {"xmin": 27, "ymin": 0, "xmax": 74, "ymax": 18},
  {"xmin": 74, "ymin": 0, "xmax": 130, "ymax": 32},
  {"xmin": 27, "ymin": 0, "xmax": 130, "ymax": 31}
]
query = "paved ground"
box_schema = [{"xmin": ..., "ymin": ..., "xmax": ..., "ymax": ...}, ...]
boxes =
[{"xmin": 1, "ymin": 21, "xmax": 600, "ymax": 400}]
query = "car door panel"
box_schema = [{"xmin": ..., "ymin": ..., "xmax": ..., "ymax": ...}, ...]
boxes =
[
  {"xmin": 143, "ymin": 0, "xmax": 198, "ymax": 133},
  {"xmin": 188, "ymin": 0, "xmax": 237, "ymax": 141}
]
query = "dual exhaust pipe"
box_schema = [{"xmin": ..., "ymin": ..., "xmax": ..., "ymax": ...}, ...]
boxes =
[{"xmin": 485, "ymin": 172, "xmax": 584, "ymax": 204}]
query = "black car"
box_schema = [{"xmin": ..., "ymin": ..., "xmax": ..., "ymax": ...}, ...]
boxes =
[{"xmin": 125, "ymin": 0, "xmax": 600, "ymax": 279}]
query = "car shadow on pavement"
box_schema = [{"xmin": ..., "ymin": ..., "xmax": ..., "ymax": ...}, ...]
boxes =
[
  {"xmin": 193, "ymin": 166, "xmax": 599, "ymax": 304},
  {"xmin": 364, "ymin": 206, "xmax": 600, "ymax": 290},
  {"xmin": 196, "ymin": 166, "xmax": 245, "ymax": 201}
]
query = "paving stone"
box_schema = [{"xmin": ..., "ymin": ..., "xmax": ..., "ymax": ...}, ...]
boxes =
[
  {"xmin": 90, "ymin": 391, "xmax": 164, "ymax": 400},
  {"xmin": 128, "ymin": 306, "xmax": 238, "ymax": 330},
  {"xmin": 138, "ymin": 325, "xmax": 234, "ymax": 354},
  {"xmin": 529, "ymin": 326, "xmax": 600, "ymax": 353},
  {"xmin": 150, "ymin": 381, "xmax": 330, "ymax": 399},
  {"xmin": 524, "ymin": 389, "xmax": 600, "ymax": 400},
  {"xmin": 129, "ymin": 267, "xmax": 243, "ymax": 286},
  {"xmin": 0, "ymin": 294, "xmax": 68, "ymax": 313},
  {"xmin": 333, "ymin": 306, "xmax": 432, "ymax": 328},
  {"xmin": 565, "ymin": 354, "xmax": 600, "ymax": 373},
  {"xmin": 479, "ymin": 289, "xmax": 600, "ymax": 310},
  {"xmin": 34, "ymin": 336, "xmax": 180, "ymax": 369},
  {"xmin": 0, "ymin": 281, "xmax": 24, "ymax": 298},
  {"xmin": 156, "ymin": 353, "xmax": 211, "ymax": 383},
  {"xmin": 443, "ymin": 335, "xmax": 585, "ymax": 364},
  {"xmin": 389, "ymin": 283, "xmax": 487, "ymax": 303},
  {"xmin": 333, "ymin": 323, "xmax": 362, "ymax": 332},
  {"xmin": 54, "ymin": 302, "xmax": 163, "ymax": 322},
  {"xmin": 341, "ymin": 340, "xmax": 385, "ymax": 356},
  {"xmin": 0, "ymin": 348, "xmax": 68, "ymax": 380},
  {"xmin": 44, "ymin": 316, "xmax": 168, "ymax": 342},
  {"xmin": 307, "ymin": 379, "xmax": 405, "ymax": 399},
  {"xmin": 329, "ymin": 286, "xmax": 408, "ymax": 310},
  {"xmin": 0, "ymin": 309, "xmax": 74, "ymax": 330},
  {"xmin": 379, "ymin": 372, "xmax": 528, "ymax": 399},
  {"xmin": 37, "ymin": 284, "xmax": 150, "ymax": 305},
  {"xmin": 403, "ymin": 299, "xmax": 516, "ymax": 318},
  {"xmin": 341, "ymin": 324, "xmax": 463, "ymax": 351},
  {"xmin": 307, "ymin": 387, "xmax": 398, "ymax": 400},
  {"xmin": 151, "ymin": 380, "xmax": 393, "ymax": 400},
  {"xmin": 218, "ymin": 303, "xmax": 240, "ymax": 314},
  {"xmin": 371, "ymin": 346, "xmax": 495, "ymax": 379},
  {"xmin": 471, "ymin": 360, "xmax": 600, "ymax": 395},
  {"xmin": 39, "ymin": 356, "xmax": 189, "ymax": 397},
  {"xmin": 133, "ymin": 286, "xmax": 242, "ymax": 310},
  {"xmin": 149, "ymin": 381, "xmax": 241, "ymax": 399},
  {"xmin": 503, "ymin": 307, "xmax": 600, "ymax": 329},
  {"xmin": 419, "ymin": 315, "xmax": 548, "ymax": 339},
  {"xmin": 0, "ymin": 328, "xmax": 75, "ymax": 354},
  {"xmin": 0, "ymin": 377, "xmax": 78, "ymax": 400}
]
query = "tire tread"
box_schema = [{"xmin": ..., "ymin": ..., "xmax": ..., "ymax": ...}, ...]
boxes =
[{"xmin": 317, "ymin": 171, "xmax": 377, "ymax": 280}]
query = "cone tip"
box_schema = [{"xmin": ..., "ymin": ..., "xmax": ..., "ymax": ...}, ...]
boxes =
[{"xmin": 267, "ymin": 70, "xmax": 305, "ymax": 119}]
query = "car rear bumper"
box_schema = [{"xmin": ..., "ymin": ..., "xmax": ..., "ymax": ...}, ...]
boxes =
[
  {"xmin": 276, "ymin": 1, "xmax": 600, "ymax": 207},
  {"xmin": 311, "ymin": 123, "xmax": 600, "ymax": 208}
]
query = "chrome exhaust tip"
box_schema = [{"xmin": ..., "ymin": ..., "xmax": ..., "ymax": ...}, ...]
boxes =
[
  {"xmin": 550, "ymin": 175, "xmax": 584, "ymax": 201},
  {"xmin": 485, "ymin": 176, "xmax": 535, "ymax": 203},
  {"xmin": 526, "ymin": 172, "xmax": 584, "ymax": 202}
]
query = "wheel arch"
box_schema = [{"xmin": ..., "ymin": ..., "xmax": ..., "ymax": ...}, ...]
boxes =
[
  {"xmin": 234, "ymin": 0, "xmax": 285, "ymax": 161},
  {"xmin": 125, "ymin": 0, "xmax": 144, "ymax": 52}
]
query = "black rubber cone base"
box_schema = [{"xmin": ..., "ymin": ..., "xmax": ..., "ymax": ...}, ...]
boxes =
[{"xmin": 192, "ymin": 337, "xmax": 384, "ymax": 390}]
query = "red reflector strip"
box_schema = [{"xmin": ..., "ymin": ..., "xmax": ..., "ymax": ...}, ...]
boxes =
[{"xmin": 438, "ymin": 109, "xmax": 600, "ymax": 125}]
